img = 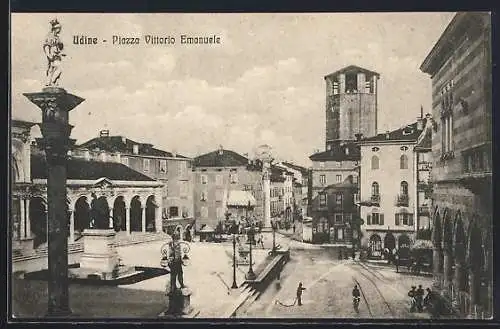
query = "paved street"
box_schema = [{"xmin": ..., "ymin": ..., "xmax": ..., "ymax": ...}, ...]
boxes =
[{"xmin": 240, "ymin": 242, "xmax": 433, "ymax": 319}]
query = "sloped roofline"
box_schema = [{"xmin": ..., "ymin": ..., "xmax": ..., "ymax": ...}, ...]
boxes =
[{"xmin": 324, "ymin": 65, "xmax": 380, "ymax": 79}]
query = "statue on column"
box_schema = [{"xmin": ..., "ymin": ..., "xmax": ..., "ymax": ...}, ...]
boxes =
[
  {"xmin": 43, "ymin": 19, "xmax": 66, "ymax": 87},
  {"xmin": 162, "ymin": 227, "xmax": 190, "ymax": 292}
]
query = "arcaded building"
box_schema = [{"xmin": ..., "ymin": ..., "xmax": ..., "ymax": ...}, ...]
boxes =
[{"xmin": 420, "ymin": 12, "xmax": 492, "ymax": 318}]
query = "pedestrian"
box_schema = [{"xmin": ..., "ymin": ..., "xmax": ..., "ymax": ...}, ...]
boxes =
[
  {"xmin": 424, "ymin": 287, "xmax": 440, "ymax": 318},
  {"xmin": 296, "ymin": 282, "xmax": 306, "ymax": 306},
  {"xmin": 408, "ymin": 286, "xmax": 417, "ymax": 312},
  {"xmin": 293, "ymin": 224, "xmax": 296, "ymax": 234},
  {"xmin": 416, "ymin": 285, "xmax": 424, "ymax": 312}
]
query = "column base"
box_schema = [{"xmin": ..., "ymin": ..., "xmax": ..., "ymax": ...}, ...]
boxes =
[{"xmin": 160, "ymin": 287, "xmax": 197, "ymax": 317}]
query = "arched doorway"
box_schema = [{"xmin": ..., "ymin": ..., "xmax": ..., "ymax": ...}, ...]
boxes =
[
  {"xmin": 384, "ymin": 232, "xmax": 396, "ymax": 251},
  {"xmin": 398, "ymin": 234, "xmax": 411, "ymax": 249},
  {"xmin": 74, "ymin": 196, "xmax": 91, "ymax": 239},
  {"xmin": 130, "ymin": 196, "xmax": 142, "ymax": 232},
  {"xmin": 30, "ymin": 197, "xmax": 47, "ymax": 248},
  {"xmin": 369, "ymin": 234, "xmax": 382, "ymax": 258},
  {"xmin": 145, "ymin": 196, "xmax": 156, "ymax": 232},
  {"xmin": 113, "ymin": 196, "xmax": 126, "ymax": 232}
]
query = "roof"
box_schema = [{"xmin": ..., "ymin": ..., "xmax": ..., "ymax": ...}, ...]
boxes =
[
  {"xmin": 78, "ymin": 135, "xmax": 187, "ymax": 158},
  {"xmin": 324, "ymin": 65, "xmax": 380, "ymax": 79},
  {"xmin": 194, "ymin": 148, "xmax": 249, "ymax": 167},
  {"xmin": 358, "ymin": 121, "xmax": 424, "ymax": 144},
  {"xmin": 12, "ymin": 119, "xmax": 37, "ymax": 129},
  {"xmin": 31, "ymin": 154, "xmax": 156, "ymax": 181},
  {"xmin": 270, "ymin": 165, "xmax": 289, "ymax": 183},
  {"xmin": 309, "ymin": 142, "xmax": 360, "ymax": 162},
  {"xmin": 281, "ymin": 161, "xmax": 309, "ymax": 175},
  {"xmin": 227, "ymin": 190, "xmax": 256, "ymax": 207},
  {"xmin": 420, "ymin": 12, "xmax": 489, "ymax": 76}
]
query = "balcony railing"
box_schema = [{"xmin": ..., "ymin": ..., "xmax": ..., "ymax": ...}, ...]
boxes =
[
  {"xmin": 370, "ymin": 194, "xmax": 380, "ymax": 203},
  {"xmin": 396, "ymin": 194, "xmax": 409, "ymax": 207}
]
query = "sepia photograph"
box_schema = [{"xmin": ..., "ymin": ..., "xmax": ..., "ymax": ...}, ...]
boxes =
[{"xmin": 9, "ymin": 12, "xmax": 492, "ymax": 320}]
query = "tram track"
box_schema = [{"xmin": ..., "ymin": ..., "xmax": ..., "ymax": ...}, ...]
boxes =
[{"xmin": 351, "ymin": 263, "xmax": 396, "ymax": 318}]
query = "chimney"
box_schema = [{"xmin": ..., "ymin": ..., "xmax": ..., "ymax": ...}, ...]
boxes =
[
  {"xmin": 133, "ymin": 144, "xmax": 139, "ymax": 155},
  {"xmin": 100, "ymin": 129, "xmax": 109, "ymax": 137},
  {"xmin": 355, "ymin": 133, "xmax": 363, "ymax": 141},
  {"xmin": 218, "ymin": 145, "xmax": 224, "ymax": 155},
  {"xmin": 385, "ymin": 131, "xmax": 390, "ymax": 139},
  {"xmin": 417, "ymin": 106, "xmax": 424, "ymax": 130},
  {"xmin": 84, "ymin": 150, "xmax": 90, "ymax": 161},
  {"xmin": 121, "ymin": 136, "xmax": 126, "ymax": 144}
]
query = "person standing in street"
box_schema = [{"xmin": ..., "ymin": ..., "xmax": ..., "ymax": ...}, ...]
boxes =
[
  {"xmin": 408, "ymin": 286, "xmax": 417, "ymax": 312},
  {"xmin": 296, "ymin": 282, "xmax": 306, "ymax": 306},
  {"xmin": 416, "ymin": 285, "xmax": 425, "ymax": 312}
]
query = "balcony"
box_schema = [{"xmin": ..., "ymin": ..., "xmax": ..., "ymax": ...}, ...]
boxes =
[
  {"xmin": 395, "ymin": 194, "xmax": 409, "ymax": 207},
  {"xmin": 418, "ymin": 205, "xmax": 430, "ymax": 216},
  {"xmin": 359, "ymin": 194, "xmax": 380, "ymax": 206}
]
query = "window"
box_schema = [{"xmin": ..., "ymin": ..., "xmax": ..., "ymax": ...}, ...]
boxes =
[
  {"xmin": 216, "ymin": 207, "xmax": 223, "ymax": 219},
  {"xmin": 215, "ymin": 174, "xmax": 223, "ymax": 186},
  {"xmin": 200, "ymin": 191, "xmax": 207, "ymax": 201},
  {"xmin": 319, "ymin": 162, "xmax": 325, "ymax": 168},
  {"xmin": 395, "ymin": 212, "xmax": 414, "ymax": 226},
  {"xmin": 352, "ymin": 175, "xmax": 358, "ymax": 184},
  {"xmin": 371, "ymin": 182, "xmax": 379, "ymax": 195},
  {"xmin": 345, "ymin": 73, "xmax": 358, "ymax": 93},
  {"xmin": 400, "ymin": 155, "xmax": 408, "ymax": 169},
  {"xmin": 178, "ymin": 162, "xmax": 186, "ymax": 177},
  {"xmin": 337, "ymin": 228, "xmax": 344, "ymax": 240},
  {"xmin": 367, "ymin": 211, "xmax": 384, "ymax": 225},
  {"xmin": 320, "ymin": 174, "xmax": 326, "ymax": 184},
  {"xmin": 371, "ymin": 156, "xmax": 379, "ymax": 170},
  {"xmin": 345, "ymin": 213, "xmax": 352, "ymax": 224},
  {"xmin": 336, "ymin": 174, "xmax": 342, "ymax": 183},
  {"xmin": 319, "ymin": 193, "xmax": 327, "ymax": 207},
  {"xmin": 332, "ymin": 81, "xmax": 339, "ymax": 95},
  {"xmin": 440, "ymin": 80, "xmax": 454, "ymax": 155},
  {"xmin": 169, "ymin": 206, "xmax": 179, "ymax": 217},
  {"xmin": 215, "ymin": 190, "xmax": 223, "ymax": 201},
  {"xmin": 121, "ymin": 157, "xmax": 129, "ymax": 166},
  {"xmin": 335, "ymin": 193, "xmax": 343, "ymax": 207},
  {"xmin": 400, "ymin": 181, "xmax": 408, "ymax": 195},
  {"xmin": 230, "ymin": 173, "xmax": 238, "ymax": 184},
  {"xmin": 143, "ymin": 158, "xmax": 150, "ymax": 172},
  {"xmin": 201, "ymin": 207, "xmax": 208, "ymax": 218},
  {"xmin": 201, "ymin": 175, "xmax": 208, "ymax": 184},
  {"xmin": 335, "ymin": 213, "xmax": 343, "ymax": 224},
  {"xmin": 159, "ymin": 159, "xmax": 167, "ymax": 173}
]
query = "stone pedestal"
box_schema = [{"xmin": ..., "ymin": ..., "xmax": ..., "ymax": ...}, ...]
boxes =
[
  {"xmin": 161, "ymin": 288, "xmax": 196, "ymax": 317},
  {"xmin": 79, "ymin": 229, "xmax": 119, "ymax": 279}
]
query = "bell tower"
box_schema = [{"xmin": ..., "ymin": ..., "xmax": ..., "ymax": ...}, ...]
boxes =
[{"xmin": 324, "ymin": 65, "xmax": 379, "ymax": 150}]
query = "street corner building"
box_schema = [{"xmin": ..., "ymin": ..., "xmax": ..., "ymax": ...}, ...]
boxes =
[
  {"xmin": 419, "ymin": 12, "xmax": 492, "ymax": 318},
  {"xmin": 356, "ymin": 115, "xmax": 431, "ymax": 258}
]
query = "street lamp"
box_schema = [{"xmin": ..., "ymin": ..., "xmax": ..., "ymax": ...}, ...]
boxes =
[
  {"xmin": 245, "ymin": 201, "xmax": 256, "ymax": 280},
  {"xmin": 231, "ymin": 232, "xmax": 238, "ymax": 288},
  {"xmin": 271, "ymin": 218, "xmax": 277, "ymax": 255}
]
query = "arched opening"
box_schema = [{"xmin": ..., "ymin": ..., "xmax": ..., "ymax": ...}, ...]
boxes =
[
  {"xmin": 90, "ymin": 195, "xmax": 110, "ymax": 229},
  {"xmin": 371, "ymin": 156, "xmax": 379, "ymax": 170},
  {"xmin": 384, "ymin": 232, "xmax": 396, "ymax": 251},
  {"xmin": 113, "ymin": 196, "xmax": 126, "ymax": 232},
  {"xmin": 30, "ymin": 197, "xmax": 47, "ymax": 249},
  {"xmin": 130, "ymin": 196, "xmax": 142, "ymax": 232},
  {"xmin": 400, "ymin": 154, "xmax": 408, "ymax": 169},
  {"xmin": 145, "ymin": 196, "xmax": 156, "ymax": 232},
  {"xmin": 467, "ymin": 221, "xmax": 483, "ymax": 309},
  {"xmin": 369, "ymin": 234, "xmax": 382, "ymax": 258},
  {"xmin": 400, "ymin": 181, "xmax": 408, "ymax": 195},
  {"xmin": 371, "ymin": 182, "xmax": 379, "ymax": 196},
  {"xmin": 74, "ymin": 196, "xmax": 91, "ymax": 239},
  {"xmin": 398, "ymin": 234, "xmax": 411, "ymax": 248}
]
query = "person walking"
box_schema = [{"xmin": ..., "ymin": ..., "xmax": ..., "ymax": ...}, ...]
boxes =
[
  {"xmin": 416, "ymin": 285, "xmax": 425, "ymax": 312},
  {"xmin": 408, "ymin": 286, "xmax": 417, "ymax": 312},
  {"xmin": 293, "ymin": 224, "xmax": 296, "ymax": 234},
  {"xmin": 352, "ymin": 284, "xmax": 361, "ymax": 312},
  {"xmin": 424, "ymin": 287, "xmax": 441, "ymax": 319},
  {"xmin": 296, "ymin": 282, "xmax": 306, "ymax": 306}
]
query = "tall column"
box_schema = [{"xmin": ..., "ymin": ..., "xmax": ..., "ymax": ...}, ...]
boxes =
[
  {"xmin": 109, "ymin": 208, "xmax": 114, "ymax": 229},
  {"xmin": 69, "ymin": 209, "xmax": 75, "ymax": 243},
  {"xmin": 142, "ymin": 206, "xmax": 146, "ymax": 232},
  {"xmin": 25, "ymin": 198, "xmax": 31, "ymax": 238},
  {"xmin": 20, "ymin": 197, "xmax": 26, "ymax": 239},
  {"xmin": 24, "ymin": 85, "xmax": 84, "ymax": 317},
  {"xmin": 155, "ymin": 197, "xmax": 162, "ymax": 233},
  {"xmin": 263, "ymin": 165, "xmax": 271, "ymax": 229},
  {"xmin": 433, "ymin": 245, "xmax": 443, "ymax": 289},
  {"xmin": 125, "ymin": 207, "xmax": 131, "ymax": 235}
]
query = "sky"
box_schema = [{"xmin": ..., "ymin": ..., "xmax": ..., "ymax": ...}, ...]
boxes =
[{"xmin": 11, "ymin": 13, "xmax": 455, "ymax": 167}]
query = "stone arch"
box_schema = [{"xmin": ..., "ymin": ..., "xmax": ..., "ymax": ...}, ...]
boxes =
[
  {"xmin": 130, "ymin": 195, "xmax": 143, "ymax": 232},
  {"xmin": 384, "ymin": 232, "xmax": 396, "ymax": 251},
  {"xmin": 113, "ymin": 196, "xmax": 127, "ymax": 232},
  {"xmin": 369, "ymin": 234, "xmax": 382, "ymax": 257},
  {"xmin": 467, "ymin": 218, "xmax": 483, "ymax": 306},
  {"xmin": 145, "ymin": 195, "xmax": 157, "ymax": 232},
  {"xmin": 398, "ymin": 233, "xmax": 411, "ymax": 249},
  {"xmin": 442, "ymin": 209, "xmax": 453, "ymax": 250},
  {"xmin": 74, "ymin": 196, "xmax": 91, "ymax": 236},
  {"xmin": 432, "ymin": 209, "xmax": 442, "ymax": 245},
  {"xmin": 30, "ymin": 196, "xmax": 47, "ymax": 248},
  {"xmin": 90, "ymin": 195, "xmax": 111, "ymax": 229}
]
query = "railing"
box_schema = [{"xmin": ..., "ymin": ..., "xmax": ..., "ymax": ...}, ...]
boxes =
[
  {"xmin": 370, "ymin": 194, "xmax": 380, "ymax": 203},
  {"xmin": 395, "ymin": 194, "xmax": 409, "ymax": 206}
]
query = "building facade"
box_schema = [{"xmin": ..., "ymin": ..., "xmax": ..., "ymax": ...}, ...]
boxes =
[
  {"xmin": 358, "ymin": 121, "xmax": 427, "ymax": 257},
  {"xmin": 192, "ymin": 146, "xmax": 263, "ymax": 230},
  {"xmin": 75, "ymin": 130, "xmax": 194, "ymax": 230},
  {"xmin": 420, "ymin": 12, "xmax": 492, "ymax": 318}
]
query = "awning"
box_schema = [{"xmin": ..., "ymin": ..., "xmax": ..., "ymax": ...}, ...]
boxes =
[{"xmin": 226, "ymin": 190, "xmax": 256, "ymax": 207}]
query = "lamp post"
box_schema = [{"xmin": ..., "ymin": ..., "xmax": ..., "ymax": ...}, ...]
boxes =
[
  {"xmin": 271, "ymin": 219, "xmax": 277, "ymax": 255},
  {"xmin": 23, "ymin": 19, "xmax": 85, "ymax": 317},
  {"xmin": 231, "ymin": 233, "xmax": 238, "ymax": 288},
  {"xmin": 245, "ymin": 201, "xmax": 256, "ymax": 280}
]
